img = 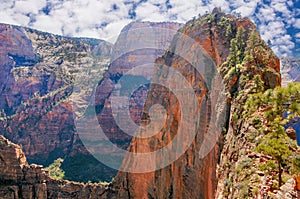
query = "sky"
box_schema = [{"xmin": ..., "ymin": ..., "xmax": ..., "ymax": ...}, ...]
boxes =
[{"xmin": 0, "ymin": 0, "xmax": 299, "ymax": 57}]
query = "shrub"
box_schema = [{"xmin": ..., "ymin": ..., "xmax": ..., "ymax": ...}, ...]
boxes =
[{"xmin": 45, "ymin": 158, "xmax": 65, "ymax": 180}]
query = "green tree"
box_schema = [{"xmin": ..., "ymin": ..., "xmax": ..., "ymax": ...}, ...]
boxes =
[
  {"xmin": 226, "ymin": 27, "xmax": 246, "ymax": 76},
  {"xmin": 245, "ymin": 29, "xmax": 260, "ymax": 56},
  {"xmin": 228, "ymin": 27, "xmax": 246, "ymax": 69},
  {"xmin": 256, "ymin": 132, "xmax": 292, "ymax": 187},
  {"xmin": 244, "ymin": 82, "xmax": 300, "ymax": 187},
  {"xmin": 291, "ymin": 156, "xmax": 300, "ymax": 174},
  {"xmin": 236, "ymin": 26, "xmax": 246, "ymax": 61},
  {"xmin": 226, "ymin": 23, "xmax": 232, "ymax": 38},
  {"xmin": 45, "ymin": 158, "xmax": 65, "ymax": 180},
  {"xmin": 229, "ymin": 38, "xmax": 238, "ymax": 68}
]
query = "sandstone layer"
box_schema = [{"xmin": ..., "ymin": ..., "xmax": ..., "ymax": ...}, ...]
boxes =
[
  {"xmin": 105, "ymin": 9, "xmax": 281, "ymax": 199},
  {"xmin": 0, "ymin": 135, "xmax": 106, "ymax": 199}
]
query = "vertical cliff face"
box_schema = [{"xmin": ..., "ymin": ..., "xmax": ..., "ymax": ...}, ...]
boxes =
[
  {"xmin": 70, "ymin": 21, "xmax": 182, "ymax": 182},
  {"xmin": 104, "ymin": 10, "xmax": 281, "ymax": 199},
  {"xmin": 0, "ymin": 10, "xmax": 284, "ymax": 198},
  {"xmin": 215, "ymin": 19, "xmax": 282, "ymax": 199},
  {"xmin": 0, "ymin": 135, "xmax": 106, "ymax": 199},
  {"xmin": 0, "ymin": 23, "xmax": 112, "ymax": 181},
  {"xmin": 281, "ymin": 57, "xmax": 300, "ymax": 145},
  {"xmin": 0, "ymin": 22, "xmax": 182, "ymax": 182},
  {"xmin": 281, "ymin": 57, "xmax": 300, "ymax": 86},
  {"xmin": 94, "ymin": 21, "xmax": 182, "ymax": 148}
]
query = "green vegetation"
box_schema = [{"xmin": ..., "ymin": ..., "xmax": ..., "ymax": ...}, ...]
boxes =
[
  {"xmin": 244, "ymin": 82, "xmax": 300, "ymax": 187},
  {"xmin": 228, "ymin": 27, "xmax": 246, "ymax": 68},
  {"xmin": 217, "ymin": 16, "xmax": 234, "ymax": 38},
  {"xmin": 221, "ymin": 27, "xmax": 276, "ymax": 98},
  {"xmin": 212, "ymin": 13, "xmax": 298, "ymax": 197},
  {"xmin": 44, "ymin": 156, "xmax": 115, "ymax": 185},
  {"xmin": 45, "ymin": 158, "xmax": 65, "ymax": 180},
  {"xmin": 61, "ymin": 153, "xmax": 116, "ymax": 183},
  {"xmin": 292, "ymin": 156, "xmax": 300, "ymax": 174}
]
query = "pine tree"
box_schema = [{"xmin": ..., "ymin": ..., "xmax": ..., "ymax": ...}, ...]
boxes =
[
  {"xmin": 245, "ymin": 29, "xmax": 260, "ymax": 58},
  {"xmin": 245, "ymin": 82, "xmax": 300, "ymax": 187},
  {"xmin": 236, "ymin": 27, "xmax": 246, "ymax": 63},
  {"xmin": 45, "ymin": 158, "xmax": 65, "ymax": 180},
  {"xmin": 229, "ymin": 38, "xmax": 238, "ymax": 68}
]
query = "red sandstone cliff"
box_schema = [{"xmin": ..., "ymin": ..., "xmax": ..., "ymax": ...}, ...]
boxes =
[
  {"xmin": 103, "ymin": 10, "xmax": 281, "ymax": 199},
  {"xmin": 0, "ymin": 135, "xmax": 106, "ymax": 198},
  {"xmin": 0, "ymin": 22, "xmax": 182, "ymax": 182},
  {"xmin": 0, "ymin": 9, "xmax": 284, "ymax": 199},
  {"xmin": 0, "ymin": 23, "xmax": 111, "ymax": 167}
]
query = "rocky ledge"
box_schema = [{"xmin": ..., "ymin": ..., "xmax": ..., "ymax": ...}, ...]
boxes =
[{"xmin": 0, "ymin": 135, "xmax": 106, "ymax": 199}]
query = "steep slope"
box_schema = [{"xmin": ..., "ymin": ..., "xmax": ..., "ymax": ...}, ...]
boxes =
[
  {"xmin": 68, "ymin": 21, "xmax": 182, "ymax": 182},
  {"xmin": 94, "ymin": 21, "xmax": 182, "ymax": 148},
  {"xmin": 0, "ymin": 135, "xmax": 106, "ymax": 198},
  {"xmin": 0, "ymin": 23, "xmax": 112, "ymax": 181},
  {"xmin": 104, "ymin": 9, "xmax": 281, "ymax": 199},
  {"xmin": 0, "ymin": 22, "xmax": 182, "ymax": 182},
  {"xmin": 0, "ymin": 10, "xmax": 287, "ymax": 199},
  {"xmin": 281, "ymin": 57, "xmax": 300, "ymax": 146},
  {"xmin": 215, "ymin": 18, "xmax": 292, "ymax": 199},
  {"xmin": 281, "ymin": 57, "xmax": 300, "ymax": 87},
  {"xmin": 70, "ymin": 21, "xmax": 182, "ymax": 182}
]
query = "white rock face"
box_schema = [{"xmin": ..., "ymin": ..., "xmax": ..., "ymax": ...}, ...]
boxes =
[{"xmin": 281, "ymin": 57, "xmax": 300, "ymax": 87}]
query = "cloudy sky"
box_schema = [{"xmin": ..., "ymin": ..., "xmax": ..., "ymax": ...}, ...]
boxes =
[{"xmin": 0, "ymin": 0, "xmax": 299, "ymax": 57}]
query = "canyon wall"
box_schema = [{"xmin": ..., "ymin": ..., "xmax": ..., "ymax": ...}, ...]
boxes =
[
  {"xmin": 0, "ymin": 10, "xmax": 288, "ymax": 199},
  {"xmin": 105, "ymin": 9, "xmax": 281, "ymax": 199},
  {"xmin": 0, "ymin": 23, "xmax": 113, "ymax": 181},
  {"xmin": 0, "ymin": 22, "xmax": 182, "ymax": 182},
  {"xmin": 0, "ymin": 135, "xmax": 106, "ymax": 198},
  {"xmin": 281, "ymin": 57, "xmax": 300, "ymax": 146},
  {"xmin": 281, "ymin": 57, "xmax": 300, "ymax": 87}
]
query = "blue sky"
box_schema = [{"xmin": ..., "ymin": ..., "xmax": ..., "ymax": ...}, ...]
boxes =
[{"xmin": 0, "ymin": 0, "xmax": 299, "ymax": 57}]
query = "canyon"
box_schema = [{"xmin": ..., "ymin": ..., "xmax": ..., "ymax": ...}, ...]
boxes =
[
  {"xmin": 0, "ymin": 9, "xmax": 299, "ymax": 199},
  {"xmin": 0, "ymin": 135, "xmax": 107, "ymax": 198}
]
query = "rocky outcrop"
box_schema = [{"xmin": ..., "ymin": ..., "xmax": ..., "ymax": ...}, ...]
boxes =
[
  {"xmin": 0, "ymin": 135, "xmax": 106, "ymax": 199},
  {"xmin": 102, "ymin": 10, "xmax": 281, "ymax": 199},
  {"xmin": 0, "ymin": 22, "xmax": 182, "ymax": 182},
  {"xmin": 276, "ymin": 179, "xmax": 297, "ymax": 199},
  {"xmin": 94, "ymin": 21, "xmax": 182, "ymax": 149},
  {"xmin": 0, "ymin": 23, "xmax": 111, "ymax": 164},
  {"xmin": 0, "ymin": 23, "xmax": 113, "ymax": 182},
  {"xmin": 281, "ymin": 57, "xmax": 300, "ymax": 87},
  {"xmin": 0, "ymin": 10, "xmax": 290, "ymax": 199},
  {"xmin": 213, "ymin": 14, "xmax": 294, "ymax": 199},
  {"xmin": 69, "ymin": 21, "xmax": 182, "ymax": 182},
  {"xmin": 281, "ymin": 57, "xmax": 300, "ymax": 145}
]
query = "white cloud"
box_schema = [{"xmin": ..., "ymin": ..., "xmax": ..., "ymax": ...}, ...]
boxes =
[
  {"xmin": 233, "ymin": 1, "xmax": 259, "ymax": 17},
  {"xmin": 294, "ymin": 19, "xmax": 300, "ymax": 29},
  {"xmin": 270, "ymin": 2, "xmax": 290, "ymax": 17},
  {"xmin": 14, "ymin": 0, "xmax": 47, "ymax": 15},
  {"xmin": 257, "ymin": 6, "xmax": 276, "ymax": 22},
  {"xmin": 0, "ymin": 0, "xmax": 297, "ymax": 56},
  {"xmin": 251, "ymin": 1, "xmax": 296, "ymax": 56},
  {"xmin": 33, "ymin": 14, "xmax": 64, "ymax": 35},
  {"xmin": 135, "ymin": 2, "xmax": 163, "ymax": 21}
]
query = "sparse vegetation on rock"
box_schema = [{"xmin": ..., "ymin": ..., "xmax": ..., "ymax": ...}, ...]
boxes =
[{"xmin": 45, "ymin": 158, "xmax": 65, "ymax": 180}]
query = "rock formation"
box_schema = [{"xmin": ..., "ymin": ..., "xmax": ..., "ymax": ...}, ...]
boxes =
[
  {"xmin": 281, "ymin": 57, "xmax": 300, "ymax": 145},
  {"xmin": 0, "ymin": 22, "xmax": 111, "ymax": 161},
  {"xmin": 103, "ymin": 10, "xmax": 281, "ymax": 199},
  {"xmin": 0, "ymin": 10, "xmax": 297, "ymax": 199},
  {"xmin": 0, "ymin": 22, "xmax": 182, "ymax": 182},
  {"xmin": 0, "ymin": 23, "xmax": 112, "ymax": 181},
  {"xmin": 94, "ymin": 21, "xmax": 182, "ymax": 149},
  {"xmin": 281, "ymin": 57, "xmax": 300, "ymax": 87},
  {"xmin": 0, "ymin": 135, "xmax": 106, "ymax": 198}
]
